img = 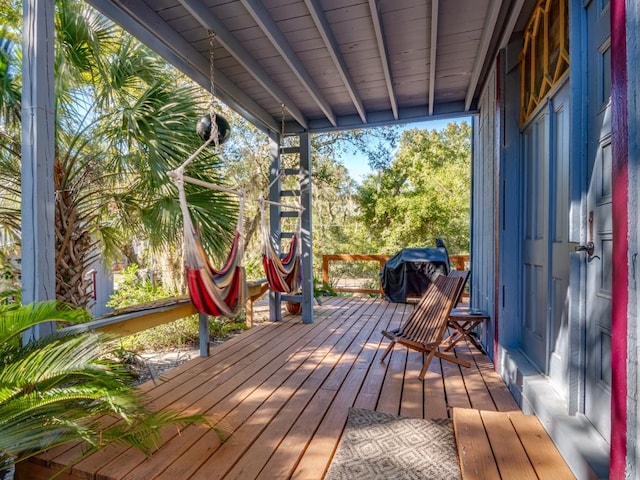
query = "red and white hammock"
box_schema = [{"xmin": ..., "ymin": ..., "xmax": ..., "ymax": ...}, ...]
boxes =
[
  {"xmin": 169, "ymin": 138, "xmax": 247, "ymax": 318},
  {"xmin": 260, "ymin": 199, "xmax": 302, "ymax": 294}
]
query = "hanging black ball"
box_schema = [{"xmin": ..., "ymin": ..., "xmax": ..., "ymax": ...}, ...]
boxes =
[{"xmin": 196, "ymin": 113, "xmax": 231, "ymax": 146}]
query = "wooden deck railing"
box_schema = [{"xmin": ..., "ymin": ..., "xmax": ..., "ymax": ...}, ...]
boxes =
[
  {"xmin": 60, "ymin": 279, "xmax": 270, "ymax": 357},
  {"xmin": 322, "ymin": 253, "xmax": 470, "ymax": 296},
  {"xmin": 322, "ymin": 254, "xmax": 390, "ymax": 295},
  {"xmin": 64, "ymin": 252, "xmax": 470, "ymax": 356}
]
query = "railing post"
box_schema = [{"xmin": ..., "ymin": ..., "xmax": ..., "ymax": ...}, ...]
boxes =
[
  {"xmin": 299, "ymin": 132, "xmax": 313, "ymax": 324},
  {"xmin": 322, "ymin": 255, "xmax": 329, "ymax": 285},
  {"xmin": 268, "ymin": 133, "xmax": 282, "ymax": 321},
  {"xmin": 199, "ymin": 312, "xmax": 210, "ymax": 357}
]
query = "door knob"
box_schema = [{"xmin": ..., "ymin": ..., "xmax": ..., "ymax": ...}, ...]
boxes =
[{"xmin": 575, "ymin": 241, "xmax": 595, "ymax": 256}]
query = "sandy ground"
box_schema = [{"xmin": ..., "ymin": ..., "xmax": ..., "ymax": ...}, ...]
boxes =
[{"xmin": 129, "ymin": 302, "xmax": 275, "ymax": 385}]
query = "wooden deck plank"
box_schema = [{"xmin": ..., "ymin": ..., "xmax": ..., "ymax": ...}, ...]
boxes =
[
  {"xmin": 292, "ymin": 302, "xmax": 399, "ymax": 479},
  {"xmin": 441, "ymin": 350, "xmax": 472, "ymax": 409},
  {"xmin": 453, "ymin": 408, "xmax": 501, "ymax": 480},
  {"xmin": 469, "ymin": 346, "xmax": 520, "ymax": 411},
  {"xmin": 36, "ymin": 320, "xmax": 308, "ymax": 473},
  {"xmin": 455, "ymin": 341, "xmax": 501, "ymax": 411},
  {"xmin": 377, "ymin": 347, "xmax": 408, "ymax": 414},
  {"xmin": 259, "ymin": 300, "xmax": 391, "ymax": 478},
  {"xmin": 480, "ymin": 410, "xmax": 539, "ymax": 480},
  {"xmin": 221, "ymin": 299, "xmax": 387, "ymax": 479},
  {"xmin": 187, "ymin": 302, "xmax": 378, "ymax": 480},
  {"xmin": 374, "ymin": 303, "xmax": 409, "ymax": 415},
  {"xmin": 508, "ymin": 412, "xmax": 576, "ymax": 479},
  {"xmin": 35, "ymin": 414, "xmax": 119, "ymax": 467},
  {"xmin": 400, "ymin": 350, "xmax": 426, "ymax": 418},
  {"xmin": 255, "ymin": 301, "xmax": 396, "ymax": 480},
  {"xmin": 138, "ymin": 298, "xmax": 365, "ymax": 479},
  {"xmin": 17, "ymin": 297, "xmax": 572, "ymax": 480},
  {"xmin": 351, "ymin": 302, "xmax": 401, "ymax": 412},
  {"xmin": 123, "ymin": 297, "xmax": 365, "ymax": 480},
  {"xmin": 423, "ymin": 359, "xmax": 448, "ymax": 418},
  {"xmin": 65, "ymin": 319, "xmax": 315, "ymax": 478},
  {"xmin": 71, "ymin": 299, "xmax": 357, "ymax": 480},
  {"xmin": 14, "ymin": 461, "xmax": 77, "ymax": 480}
]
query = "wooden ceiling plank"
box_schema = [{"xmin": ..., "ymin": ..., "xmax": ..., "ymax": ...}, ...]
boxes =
[
  {"xmin": 367, "ymin": 0, "xmax": 398, "ymax": 119},
  {"xmin": 304, "ymin": 0, "xmax": 367, "ymax": 123},
  {"xmin": 240, "ymin": 0, "xmax": 337, "ymax": 126},
  {"xmin": 178, "ymin": 0, "xmax": 309, "ymax": 128},
  {"xmin": 86, "ymin": 0, "xmax": 279, "ymax": 133}
]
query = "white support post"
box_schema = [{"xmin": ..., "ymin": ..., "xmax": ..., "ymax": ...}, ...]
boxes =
[
  {"xmin": 299, "ymin": 132, "xmax": 313, "ymax": 324},
  {"xmin": 21, "ymin": 0, "xmax": 56, "ymax": 340},
  {"xmin": 268, "ymin": 134, "xmax": 282, "ymax": 321}
]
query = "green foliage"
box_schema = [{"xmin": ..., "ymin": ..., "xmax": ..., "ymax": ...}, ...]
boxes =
[
  {"xmin": 0, "ymin": 301, "xmax": 204, "ymax": 470},
  {"xmin": 356, "ymin": 122, "xmax": 471, "ymax": 254},
  {"xmin": 117, "ymin": 317, "xmax": 201, "ymax": 354},
  {"xmin": 209, "ymin": 319, "xmax": 249, "ymax": 342},
  {"xmin": 314, "ymin": 280, "xmax": 337, "ymax": 297},
  {"xmin": 107, "ymin": 264, "xmax": 196, "ymax": 351},
  {"xmin": 0, "ymin": 0, "xmax": 237, "ymax": 308},
  {"xmin": 0, "ymin": 249, "xmax": 19, "ymax": 301},
  {"xmin": 107, "ymin": 264, "xmax": 175, "ymax": 309}
]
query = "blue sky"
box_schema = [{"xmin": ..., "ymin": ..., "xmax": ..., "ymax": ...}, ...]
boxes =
[{"xmin": 338, "ymin": 117, "xmax": 471, "ymax": 182}]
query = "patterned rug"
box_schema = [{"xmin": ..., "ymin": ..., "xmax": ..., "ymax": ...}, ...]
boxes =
[{"xmin": 324, "ymin": 407, "xmax": 461, "ymax": 480}]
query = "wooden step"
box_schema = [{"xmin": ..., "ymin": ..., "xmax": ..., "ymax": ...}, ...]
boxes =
[{"xmin": 453, "ymin": 408, "xmax": 575, "ymax": 480}]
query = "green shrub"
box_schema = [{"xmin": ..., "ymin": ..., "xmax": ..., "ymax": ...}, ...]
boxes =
[{"xmin": 107, "ymin": 264, "xmax": 175, "ymax": 309}]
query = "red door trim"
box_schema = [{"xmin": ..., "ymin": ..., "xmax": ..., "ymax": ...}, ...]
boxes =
[{"xmin": 610, "ymin": 0, "xmax": 628, "ymax": 477}]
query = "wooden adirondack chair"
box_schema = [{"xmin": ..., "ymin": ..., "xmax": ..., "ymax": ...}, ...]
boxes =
[{"xmin": 381, "ymin": 270, "xmax": 470, "ymax": 380}]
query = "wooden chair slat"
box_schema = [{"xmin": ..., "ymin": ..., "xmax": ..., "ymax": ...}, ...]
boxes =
[{"xmin": 380, "ymin": 271, "xmax": 470, "ymax": 379}]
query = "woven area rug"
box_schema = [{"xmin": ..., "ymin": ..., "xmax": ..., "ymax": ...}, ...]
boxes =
[{"xmin": 324, "ymin": 407, "xmax": 461, "ymax": 480}]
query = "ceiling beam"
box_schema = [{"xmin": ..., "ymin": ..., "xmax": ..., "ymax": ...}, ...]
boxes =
[
  {"xmin": 179, "ymin": 0, "xmax": 308, "ymax": 129},
  {"xmin": 300, "ymin": 101, "xmax": 472, "ymax": 133},
  {"xmin": 498, "ymin": 0, "xmax": 526, "ymax": 49},
  {"xmin": 464, "ymin": 0, "xmax": 503, "ymax": 111},
  {"xmin": 240, "ymin": 0, "xmax": 337, "ymax": 127},
  {"xmin": 303, "ymin": 0, "xmax": 367, "ymax": 124},
  {"xmin": 368, "ymin": 0, "xmax": 398, "ymax": 120},
  {"xmin": 428, "ymin": 0, "xmax": 439, "ymax": 116},
  {"xmin": 87, "ymin": 0, "xmax": 279, "ymax": 133}
]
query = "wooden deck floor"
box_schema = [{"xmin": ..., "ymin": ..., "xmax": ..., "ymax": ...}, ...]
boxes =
[{"xmin": 19, "ymin": 296, "xmax": 536, "ymax": 480}]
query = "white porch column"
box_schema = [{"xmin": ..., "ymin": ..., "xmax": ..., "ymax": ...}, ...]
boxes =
[{"xmin": 21, "ymin": 0, "xmax": 56, "ymax": 338}]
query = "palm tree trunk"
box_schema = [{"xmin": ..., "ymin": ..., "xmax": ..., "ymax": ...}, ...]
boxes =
[{"xmin": 54, "ymin": 159, "xmax": 96, "ymax": 309}]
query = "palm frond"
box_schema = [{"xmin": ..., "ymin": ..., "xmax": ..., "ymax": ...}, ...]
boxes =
[
  {"xmin": 0, "ymin": 302, "xmax": 89, "ymax": 345},
  {"xmin": 0, "ymin": 301, "xmax": 205, "ymax": 470}
]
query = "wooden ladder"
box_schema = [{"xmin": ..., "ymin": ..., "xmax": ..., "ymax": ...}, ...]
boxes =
[{"xmin": 268, "ymin": 133, "xmax": 313, "ymax": 323}]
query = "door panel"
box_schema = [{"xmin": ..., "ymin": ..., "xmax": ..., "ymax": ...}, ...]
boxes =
[
  {"xmin": 521, "ymin": 82, "xmax": 571, "ymax": 390},
  {"xmin": 522, "ymin": 114, "xmax": 549, "ymax": 371},
  {"xmin": 584, "ymin": 0, "xmax": 612, "ymax": 443},
  {"xmin": 548, "ymin": 88, "xmax": 571, "ymax": 399}
]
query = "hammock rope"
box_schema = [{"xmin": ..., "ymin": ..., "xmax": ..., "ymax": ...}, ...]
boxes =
[
  {"xmin": 165, "ymin": 29, "xmax": 248, "ymax": 318},
  {"xmin": 168, "ymin": 129, "xmax": 247, "ymax": 318},
  {"xmin": 259, "ymin": 197, "xmax": 303, "ymax": 294}
]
